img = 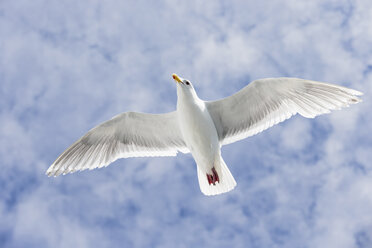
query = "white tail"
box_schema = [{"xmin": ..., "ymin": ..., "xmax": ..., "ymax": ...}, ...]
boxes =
[{"xmin": 197, "ymin": 157, "xmax": 237, "ymax": 196}]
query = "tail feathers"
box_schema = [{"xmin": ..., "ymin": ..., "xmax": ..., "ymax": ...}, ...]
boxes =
[{"xmin": 197, "ymin": 157, "xmax": 237, "ymax": 196}]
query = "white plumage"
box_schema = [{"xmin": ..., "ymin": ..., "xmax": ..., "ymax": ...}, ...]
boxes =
[{"xmin": 47, "ymin": 75, "xmax": 362, "ymax": 196}]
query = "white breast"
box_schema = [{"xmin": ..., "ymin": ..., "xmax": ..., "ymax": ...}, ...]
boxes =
[{"xmin": 177, "ymin": 97, "xmax": 220, "ymax": 173}]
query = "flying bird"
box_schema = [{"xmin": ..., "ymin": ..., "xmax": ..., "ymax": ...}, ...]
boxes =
[{"xmin": 47, "ymin": 74, "xmax": 363, "ymax": 195}]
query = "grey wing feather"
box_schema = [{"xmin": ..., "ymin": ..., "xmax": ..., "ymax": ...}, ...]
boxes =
[
  {"xmin": 47, "ymin": 111, "xmax": 188, "ymax": 177},
  {"xmin": 206, "ymin": 77, "xmax": 363, "ymax": 145}
]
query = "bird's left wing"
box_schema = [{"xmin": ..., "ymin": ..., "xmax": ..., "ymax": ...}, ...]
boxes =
[
  {"xmin": 206, "ymin": 77, "xmax": 362, "ymax": 146},
  {"xmin": 47, "ymin": 111, "xmax": 188, "ymax": 176}
]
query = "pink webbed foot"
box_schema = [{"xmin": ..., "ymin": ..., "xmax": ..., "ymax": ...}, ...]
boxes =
[{"xmin": 206, "ymin": 167, "xmax": 220, "ymax": 185}]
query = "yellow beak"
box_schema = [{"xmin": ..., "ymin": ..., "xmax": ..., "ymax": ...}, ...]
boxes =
[{"xmin": 172, "ymin": 73, "xmax": 183, "ymax": 84}]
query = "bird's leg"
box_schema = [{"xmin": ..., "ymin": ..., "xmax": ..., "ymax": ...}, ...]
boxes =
[
  {"xmin": 207, "ymin": 174, "xmax": 213, "ymax": 185},
  {"xmin": 212, "ymin": 167, "xmax": 219, "ymax": 183},
  {"xmin": 206, "ymin": 167, "xmax": 220, "ymax": 185}
]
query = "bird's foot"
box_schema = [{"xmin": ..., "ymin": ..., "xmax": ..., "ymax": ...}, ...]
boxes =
[{"xmin": 206, "ymin": 167, "xmax": 220, "ymax": 185}]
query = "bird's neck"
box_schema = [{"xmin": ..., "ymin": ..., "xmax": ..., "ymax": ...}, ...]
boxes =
[
  {"xmin": 177, "ymin": 89, "xmax": 202, "ymax": 108},
  {"xmin": 177, "ymin": 87, "xmax": 199, "ymax": 100}
]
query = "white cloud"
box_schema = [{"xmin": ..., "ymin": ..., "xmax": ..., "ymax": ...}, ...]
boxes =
[{"xmin": 0, "ymin": 0, "xmax": 371, "ymax": 247}]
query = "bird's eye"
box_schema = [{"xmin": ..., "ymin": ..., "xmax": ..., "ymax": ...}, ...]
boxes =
[{"xmin": 185, "ymin": 81, "xmax": 190, "ymax": 85}]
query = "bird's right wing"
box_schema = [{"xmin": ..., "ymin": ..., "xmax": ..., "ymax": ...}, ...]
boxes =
[
  {"xmin": 47, "ymin": 111, "xmax": 188, "ymax": 176},
  {"xmin": 206, "ymin": 77, "xmax": 363, "ymax": 146}
]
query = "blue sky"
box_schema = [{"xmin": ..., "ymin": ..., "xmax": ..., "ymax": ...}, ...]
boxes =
[{"xmin": 1, "ymin": 0, "xmax": 372, "ymax": 247}]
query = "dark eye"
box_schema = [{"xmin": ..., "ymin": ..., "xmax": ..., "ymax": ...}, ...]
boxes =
[{"xmin": 185, "ymin": 81, "xmax": 190, "ymax": 85}]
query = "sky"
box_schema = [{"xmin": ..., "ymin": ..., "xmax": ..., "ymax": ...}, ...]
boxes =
[{"xmin": 0, "ymin": 0, "xmax": 372, "ymax": 247}]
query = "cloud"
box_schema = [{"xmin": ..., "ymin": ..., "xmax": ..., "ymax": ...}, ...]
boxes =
[{"xmin": 0, "ymin": 0, "xmax": 371, "ymax": 247}]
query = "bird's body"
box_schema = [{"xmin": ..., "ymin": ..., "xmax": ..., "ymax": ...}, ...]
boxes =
[
  {"xmin": 177, "ymin": 87, "xmax": 219, "ymax": 174},
  {"xmin": 47, "ymin": 74, "xmax": 362, "ymax": 196},
  {"xmin": 176, "ymin": 84, "xmax": 236, "ymax": 194}
]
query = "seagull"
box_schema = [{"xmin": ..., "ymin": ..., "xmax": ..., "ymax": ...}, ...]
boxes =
[{"xmin": 47, "ymin": 74, "xmax": 363, "ymax": 196}]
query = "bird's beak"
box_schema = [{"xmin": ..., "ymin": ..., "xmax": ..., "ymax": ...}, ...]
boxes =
[{"xmin": 172, "ymin": 73, "xmax": 183, "ymax": 84}]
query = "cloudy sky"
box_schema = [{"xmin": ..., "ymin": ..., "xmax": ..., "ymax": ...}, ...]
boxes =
[{"xmin": 1, "ymin": 0, "xmax": 372, "ymax": 247}]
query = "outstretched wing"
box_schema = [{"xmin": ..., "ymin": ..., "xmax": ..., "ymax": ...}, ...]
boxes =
[
  {"xmin": 206, "ymin": 77, "xmax": 363, "ymax": 145},
  {"xmin": 47, "ymin": 111, "xmax": 188, "ymax": 176}
]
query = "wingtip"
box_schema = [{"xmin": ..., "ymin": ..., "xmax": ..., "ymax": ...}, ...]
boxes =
[
  {"xmin": 350, "ymin": 96, "xmax": 363, "ymax": 104},
  {"xmin": 355, "ymin": 90, "xmax": 364, "ymax": 96},
  {"xmin": 46, "ymin": 165, "xmax": 59, "ymax": 177},
  {"xmin": 353, "ymin": 90, "xmax": 364, "ymax": 96},
  {"xmin": 45, "ymin": 168, "xmax": 52, "ymax": 177},
  {"xmin": 45, "ymin": 170, "xmax": 54, "ymax": 177},
  {"xmin": 343, "ymin": 86, "xmax": 363, "ymax": 96}
]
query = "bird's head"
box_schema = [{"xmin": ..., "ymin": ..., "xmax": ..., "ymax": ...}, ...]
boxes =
[{"xmin": 172, "ymin": 73, "xmax": 198, "ymax": 100}]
